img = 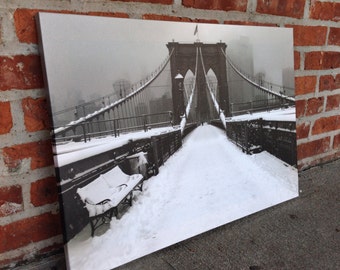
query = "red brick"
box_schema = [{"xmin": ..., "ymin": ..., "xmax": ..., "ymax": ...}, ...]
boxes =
[
  {"xmin": 0, "ymin": 185, "xmax": 23, "ymax": 217},
  {"xmin": 30, "ymin": 177, "xmax": 58, "ymax": 207},
  {"xmin": 14, "ymin": 9, "xmax": 129, "ymax": 44},
  {"xmin": 333, "ymin": 133, "xmax": 340, "ymax": 150},
  {"xmin": 312, "ymin": 115, "xmax": 340, "ymax": 135},
  {"xmin": 328, "ymin": 27, "xmax": 340, "ymax": 46},
  {"xmin": 256, "ymin": 0, "xmax": 305, "ymax": 19},
  {"xmin": 286, "ymin": 25, "xmax": 327, "ymax": 46},
  {"xmin": 0, "ymin": 255, "xmax": 25, "ymax": 269},
  {"xmin": 295, "ymin": 99, "xmax": 306, "ymax": 118},
  {"xmin": 305, "ymin": 97, "xmax": 324, "ymax": 116},
  {"xmin": 294, "ymin": 51, "xmax": 300, "ymax": 70},
  {"xmin": 142, "ymin": 14, "xmax": 192, "ymax": 22},
  {"xmin": 319, "ymin": 74, "xmax": 340, "ymax": 92},
  {"xmin": 224, "ymin": 21, "xmax": 278, "ymax": 27},
  {"xmin": 0, "ymin": 102, "xmax": 13, "ymax": 134},
  {"xmin": 3, "ymin": 140, "xmax": 53, "ymax": 171},
  {"xmin": 183, "ymin": 0, "xmax": 247, "ymax": 12},
  {"xmin": 86, "ymin": 11, "xmax": 129, "ymax": 18},
  {"xmin": 111, "ymin": 0, "xmax": 172, "ymax": 3},
  {"xmin": 0, "ymin": 213, "xmax": 61, "ymax": 253},
  {"xmin": 22, "ymin": 97, "xmax": 51, "ymax": 132},
  {"xmin": 0, "ymin": 55, "xmax": 43, "ymax": 91},
  {"xmin": 295, "ymin": 76, "xmax": 316, "ymax": 95},
  {"xmin": 326, "ymin": 94, "xmax": 340, "ymax": 112},
  {"xmin": 296, "ymin": 122, "xmax": 310, "ymax": 139},
  {"xmin": 299, "ymin": 151, "xmax": 340, "ymax": 170},
  {"xmin": 142, "ymin": 14, "xmax": 218, "ymax": 24},
  {"xmin": 304, "ymin": 51, "xmax": 340, "ymax": 70},
  {"xmin": 37, "ymin": 242, "xmax": 63, "ymax": 255},
  {"xmin": 297, "ymin": 137, "xmax": 330, "ymax": 160},
  {"xmin": 13, "ymin": 9, "xmax": 38, "ymax": 44},
  {"xmin": 309, "ymin": 1, "xmax": 340, "ymax": 22}
]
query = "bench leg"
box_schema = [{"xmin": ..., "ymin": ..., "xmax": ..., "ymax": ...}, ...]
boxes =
[
  {"xmin": 113, "ymin": 207, "xmax": 119, "ymax": 219},
  {"xmin": 128, "ymin": 192, "xmax": 133, "ymax": 206},
  {"xmin": 89, "ymin": 209, "xmax": 114, "ymax": 236},
  {"xmin": 133, "ymin": 180, "xmax": 144, "ymax": 192},
  {"xmin": 90, "ymin": 219, "xmax": 95, "ymax": 237}
]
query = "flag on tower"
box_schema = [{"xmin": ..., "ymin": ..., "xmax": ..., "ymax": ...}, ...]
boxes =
[{"xmin": 194, "ymin": 25, "xmax": 198, "ymax": 36}]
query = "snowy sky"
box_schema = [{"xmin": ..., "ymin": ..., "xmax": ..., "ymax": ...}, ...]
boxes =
[{"xmin": 38, "ymin": 13, "xmax": 294, "ymax": 110}]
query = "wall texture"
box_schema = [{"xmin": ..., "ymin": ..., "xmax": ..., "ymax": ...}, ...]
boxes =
[{"xmin": 0, "ymin": 0, "xmax": 339, "ymax": 268}]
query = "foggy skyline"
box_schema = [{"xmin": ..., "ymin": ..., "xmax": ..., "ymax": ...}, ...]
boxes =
[{"xmin": 38, "ymin": 13, "xmax": 294, "ymax": 112}]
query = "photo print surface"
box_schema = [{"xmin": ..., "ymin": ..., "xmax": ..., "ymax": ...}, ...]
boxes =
[{"xmin": 37, "ymin": 12, "xmax": 298, "ymax": 270}]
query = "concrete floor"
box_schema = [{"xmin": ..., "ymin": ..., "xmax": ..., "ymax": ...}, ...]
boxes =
[{"xmin": 14, "ymin": 158, "xmax": 340, "ymax": 270}]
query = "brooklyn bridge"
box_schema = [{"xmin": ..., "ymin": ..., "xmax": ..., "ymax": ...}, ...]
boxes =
[{"xmin": 51, "ymin": 40, "xmax": 297, "ymax": 245}]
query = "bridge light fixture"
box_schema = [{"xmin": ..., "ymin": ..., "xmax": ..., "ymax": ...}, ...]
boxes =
[
  {"xmin": 175, "ymin": 73, "xmax": 186, "ymax": 119},
  {"xmin": 175, "ymin": 73, "xmax": 184, "ymax": 92},
  {"xmin": 174, "ymin": 73, "xmax": 184, "ymax": 80}
]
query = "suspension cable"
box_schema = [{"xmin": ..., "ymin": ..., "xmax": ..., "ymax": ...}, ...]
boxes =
[
  {"xmin": 54, "ymin": 48, "xmax": 175, "ymax": 135},
  {"xmin": 199, "ymin": 47, "xmax": 227, "ymax": 129},
  {"xmin": 221, "ymin": 49, "xmax": 295, "ymax": 103},
  {"xmin": 180, "ymin": 47, "xmax": 198, "ymax": 132}
]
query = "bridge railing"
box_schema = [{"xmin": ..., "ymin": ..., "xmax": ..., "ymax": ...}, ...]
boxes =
[
  {"xmin": 53, "ymin": 50, "xmax": 174, "ymax": 128},
  {"xmin": 225, "ymin": 119, "xmax": 297, "ymax": 166},
  {"xmin": 230, "ymin": 97, "xmax": 294, "ymax": 116},
  {"xmin": 150, "ymin": 130, "xmax": 182, "ymax": 175},
  {"xmin": 57, "ymin": 129, "xmax": 182, "ymax": 241},
  {"xmin": 53, "ymin": 111, "xmax": 173, "ymax": 143}
]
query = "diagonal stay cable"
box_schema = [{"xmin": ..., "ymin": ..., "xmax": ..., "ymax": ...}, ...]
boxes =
[
  {"xmin": 221, "ymin": 49, "xmax": 295, "ymax": 103},
  {"xmin": 54, "ymin": 48, "xmax": 175, "ymax": 135},
  {"xmin": 180, "ymin": 47, "xmax": 199, "ymax": 132},
  {"xmin": 199, "ymin": 47, "xmax": 226, "ymax": 129}
]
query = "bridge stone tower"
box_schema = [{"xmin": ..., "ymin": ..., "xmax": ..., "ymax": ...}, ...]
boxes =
[{"xmin": 167, "ymin": 42, "xmax": 230, "ymax": 124}]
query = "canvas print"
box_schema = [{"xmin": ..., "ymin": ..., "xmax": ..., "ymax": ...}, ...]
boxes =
[{"xmin": 37, "ymin": 13, "xmax": 298, "ymax": 270}]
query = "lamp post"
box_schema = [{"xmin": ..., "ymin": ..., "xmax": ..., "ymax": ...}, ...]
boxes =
[{"xmin": 175, "ymin": 73, "xmax": 185, "ymax": 123}]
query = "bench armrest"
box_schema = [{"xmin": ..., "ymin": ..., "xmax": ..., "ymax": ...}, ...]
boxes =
[
  {"xmin": 85, "ymin": 198, "xmax": 111, "ymax": 205},
  {"xmin": 84, "ymin": 198, "xmax": 114, "ymax": 217}
]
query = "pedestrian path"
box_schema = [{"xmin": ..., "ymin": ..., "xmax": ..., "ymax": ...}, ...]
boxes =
[{"xmin": 67, "ymin": 124, "xmax": 298, "ymax": 270}]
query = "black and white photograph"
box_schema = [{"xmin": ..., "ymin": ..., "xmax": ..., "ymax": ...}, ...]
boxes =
[{"xmin": 37, "ymin": 13, "xmax": 298, "ymax": 270}]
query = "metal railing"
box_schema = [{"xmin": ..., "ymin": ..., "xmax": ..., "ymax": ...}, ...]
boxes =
[
  {"xmin": 226, "ymin": 119, "xmax": 297, "ymax": 166},
  {"xmin": 230, "ymin": 97, "xmax": 294, "ymax": 116},
  {"xmin": 57, "ymin": 128, "xmax": 183, "ymax": 241},
  {"xmin": 54, "ymin": 111, "xmax": 173, "ymax": 143}
]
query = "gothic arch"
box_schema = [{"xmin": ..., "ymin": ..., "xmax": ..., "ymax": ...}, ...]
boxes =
[{"xmin": 167, "ymin": 42, "xmax": 230, "ymax": 124}]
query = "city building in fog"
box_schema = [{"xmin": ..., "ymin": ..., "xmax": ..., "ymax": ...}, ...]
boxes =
[
  {"xmin": 282, "ymin": 68, "xmax": 295, "ymax": 97},
  {"xmin": 227, "ymin": 36, "xmax": 255, "ymax": 104}
]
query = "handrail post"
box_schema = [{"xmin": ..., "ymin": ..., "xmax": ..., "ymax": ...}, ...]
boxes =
[
  {"xmin": 143, "ymin": 114, "xmax": 147, "ymax": 132},
  {"xmin": 114, "ymin": 119, "xmax": 117, "ymax": 137},
  {"xmin": 151, "ymin": 136, "xmax": 159, "ymax": 175},
  {"xmin": 82, "ymin": 122, "xmax": 87, "ymax": 143}
]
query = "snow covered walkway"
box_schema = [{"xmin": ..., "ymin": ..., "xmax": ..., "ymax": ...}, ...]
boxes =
[{"xmin": 67, "ymin": 124, "xmax": 298, "ymax": 270}]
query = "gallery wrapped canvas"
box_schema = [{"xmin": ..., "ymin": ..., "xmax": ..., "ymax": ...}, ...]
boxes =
[{"xmin": 37, "ymin": 12, "xmax": 298, "ymax": 270}]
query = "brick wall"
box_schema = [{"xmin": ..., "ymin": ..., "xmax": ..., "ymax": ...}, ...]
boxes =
[{"xmin": 0, "ymin": 0, "xmax": 339, "ymax": 268}]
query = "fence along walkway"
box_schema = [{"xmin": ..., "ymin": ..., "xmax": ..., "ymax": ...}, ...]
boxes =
[{"xmin": 225, "ymin": 118, "xmax": 296, "ymax": 166}]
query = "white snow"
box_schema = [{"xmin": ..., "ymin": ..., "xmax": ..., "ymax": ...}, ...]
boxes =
[
  {"xmin": 77, "ymin": 167, "xmax": 143, "ymax": 216},
  {"xmin": 55, "ymin": 126, "xmax": 179, "ymax": 167},
  {"xmin": 228, "ymin": 107, "xmax": 296, "ymax": 122},
  {"xmin": 66, "ymin": 124, "xmax": 298, "ymax": 270}
]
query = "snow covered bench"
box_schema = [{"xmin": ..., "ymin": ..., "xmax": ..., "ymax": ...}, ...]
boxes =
[{"xmin": 77, "ymin": 166, "xmax": 144, "ymax": 236}]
